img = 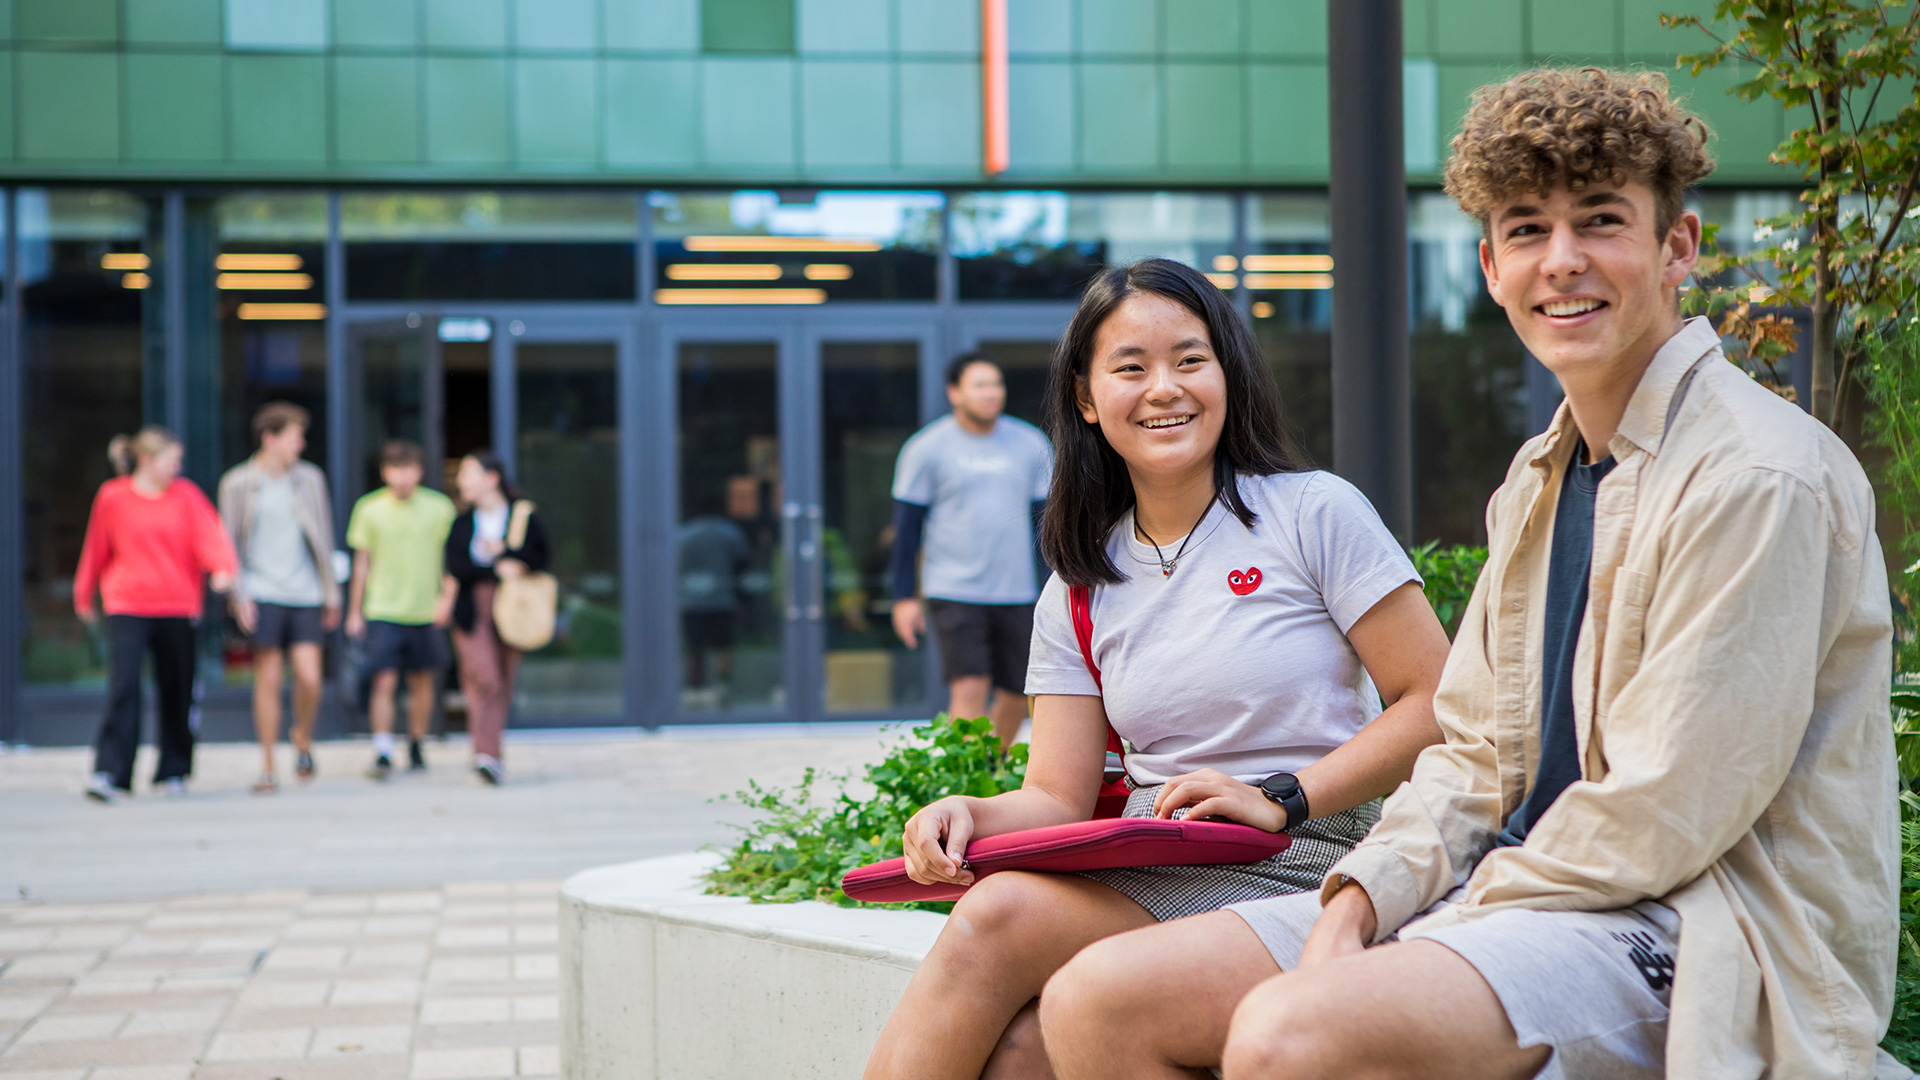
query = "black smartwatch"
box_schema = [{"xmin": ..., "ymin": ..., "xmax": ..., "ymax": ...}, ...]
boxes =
[{"xmin": 1258, "ymin": 773, "xmax": 1309, "ymax": 830}]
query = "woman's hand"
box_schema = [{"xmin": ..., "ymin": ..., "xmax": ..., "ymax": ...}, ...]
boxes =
[
  {"xmin": 495, "ymin": 558, "xmax": 526, "ymax": 581},
  {"xmin": 1153, "ymin": 768, "xmax": 1288, "ymax": 832},
  {"xmin": 481, "ymin": 537, "xmax": 507, "ymax": 558},
  {"xmin": 901, "ymin": 797, "xmax": 978, "ymax": 887}
]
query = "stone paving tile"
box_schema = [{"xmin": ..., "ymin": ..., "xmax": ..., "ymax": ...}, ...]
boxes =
[
  {"xmin": 192, "ymin": 1055, "xmax": 412, "ymax": 1080},
  {"xmin": 233, "ymin": 979, "xmax": 329, "ymax": 1008},
  {"xmin": 14, "ymin": 1013, "xmax": 126, "ymax": 1041},
  {"xmin": 409, "ymin": 1046, "xmax": 517, "ymax": 1079},
  {"xmin": 418, "ymin": 998, "xmax": 509, "ymax": 1025},
  {"xmin": 414, "ymin": 1021, "xmax": 556, "ymax": 1052},
  {"xmin": 0, "ymin": 1068, "xmax": 89, "ymax": 1080},
  {"xmin": 91, "ymin": 1066, "xmax": 194, "ymax": 1080},
  {"xmin": 326, "ymin": 980, "xmax": 421, "ymax": 1005},
  {"xmin": 204, "ymin": 1027, "xmax": 314, "ymax": 1060},
  {"xmin": 0, "ymin": 1033, "xmax": 201, "ymax": 1068},
  {"xmin": 310, "ymin": 1024, "xmax": 412, "ymax": 1057},
  {"xmin": 518, "ymin": 1045, "xmax": 559, "ymax": 1075},
  {"xmin": 117, "ymin": 1008, "xmax": 222, "ymax": 1036}
]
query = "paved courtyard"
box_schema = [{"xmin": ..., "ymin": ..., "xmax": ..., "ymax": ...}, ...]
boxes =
[{"xmin": 0, "ymin": 725, "xmax": 901, "ymax": 1079}]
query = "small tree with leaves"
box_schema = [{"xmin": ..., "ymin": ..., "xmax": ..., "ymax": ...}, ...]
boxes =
[{"xmin": 1663, "ymin": 1, "xmax": 1920, "ymax": 428}]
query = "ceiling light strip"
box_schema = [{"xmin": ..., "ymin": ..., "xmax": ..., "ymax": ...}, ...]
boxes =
[{"xmin": 654, "ymin": 288, "xmax": 828, "ymax": 306}]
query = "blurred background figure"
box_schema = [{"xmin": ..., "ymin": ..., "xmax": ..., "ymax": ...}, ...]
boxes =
[
  {"xmin": 889, "ymin": 354, "xmax": 1053, "ymax": 745},
  {"xmin": 678, "ymin": 486, "xmax": 751, "ymax": 709},
  {"xmin": 440, "ymin": 450, "xmax": 550, "ymax": 786},
  {"xmin": 218, "ymin": 403, "xmax": 339, "ymax": 795},
  {"xmin": 73, "ymin": 427, "xmax": 237, "ymax": 802},
  {"xmin": 345, "ymin": 440, "xmax": 456, "ymax": 780}
]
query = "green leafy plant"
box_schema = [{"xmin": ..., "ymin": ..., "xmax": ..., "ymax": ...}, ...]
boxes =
[
  {"xmin": 703, "ymin": 714, "xmax": 1026, "ymax": 913},
  {"xmin": 1888, "ymin": 792, "xmax": 1920, "ymax": 1064},
  {"xmin": 1410, "ymin": 541, "xmax": 1490, "ymax": 640}
]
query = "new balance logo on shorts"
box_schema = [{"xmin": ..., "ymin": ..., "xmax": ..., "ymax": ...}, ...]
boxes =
[{"xmin": 1610, "ymin": 930, "xmax": 1676, "ymax": 992}]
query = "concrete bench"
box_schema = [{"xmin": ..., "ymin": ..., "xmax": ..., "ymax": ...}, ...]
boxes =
[{"xmin": 558, "ymin": 852, "xmax": 946, "ymax": 1079}]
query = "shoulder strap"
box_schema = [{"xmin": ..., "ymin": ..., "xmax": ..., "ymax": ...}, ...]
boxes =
[
  {"xmin": 1069, "ymin": 585, "xmax": 1129, "ymax": 772},
  {"xmin": 507, "ymin": 500, "xmax": 536, "ymax": 550}
]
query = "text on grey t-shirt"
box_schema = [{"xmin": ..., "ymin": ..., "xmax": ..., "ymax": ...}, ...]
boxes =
[{"xmin": 891, "ymin": 414, "xmax": 1053, "ymax": 605}]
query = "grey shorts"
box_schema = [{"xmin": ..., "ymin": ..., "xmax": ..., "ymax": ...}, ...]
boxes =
[{"xmin": 1228, "ymin": 887, "xmax": 1680, "ymax": 1080}]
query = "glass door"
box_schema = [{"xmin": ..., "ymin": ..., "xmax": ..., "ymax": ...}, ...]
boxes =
[{"xmin": 344, "ymin": 318, "xmax": 440, "ymax": 503}]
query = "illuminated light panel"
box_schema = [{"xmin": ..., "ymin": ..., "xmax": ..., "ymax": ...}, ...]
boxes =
[
  {"xmin": 1243, "ymin": 254, "xmax": 1334, "ymax": 273},
  {"xmin": 681, "ymin": 236, "xmax": 883, "ymax": 253},
  {"xmin": 238, "ymin": 303, "xmax": 328, "ymax": 320},
  {"xmin": 665, "ymin": 263, "xmax": 783, "ymax": 281},
  {"xmin": 1211, "ymin": 254, "xmax": 1239, "ymax": 272},
  {"xmin": 1244, "ymin": 273, "xmax": 1333, "ymax": 290},
  {"xmin": 218, "ymin": 272, "xmax": 315, "ymax": 290},
  {"xmin": 1205, "ymin": 272, "xmax": 1238, "ymax": 290},
  {"xmin": 121, "ymin": 272, "xmax": 151, "ymax": 290},
  {"xmin": 654, "ymin": 288, "xmax": 827, "ymax": 306},
  {"xmin": 217, "ymin": 253, "xmax": 304, "ymax": 271},
  {"xmin": 802, "ymin": 263, "xmax": 853, "ymax": 281},
  {"xmin": 101, "ymin": 253, "xmax": 150, "ymax": 271},
  {"xmin": 1251, "ymin": 301, "xmax": 1276, "ymax": 319}
]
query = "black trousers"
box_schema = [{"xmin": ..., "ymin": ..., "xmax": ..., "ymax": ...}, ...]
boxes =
[{"xmin": 93, "ymin": 615, "xmax": 197, "ymax": 790}]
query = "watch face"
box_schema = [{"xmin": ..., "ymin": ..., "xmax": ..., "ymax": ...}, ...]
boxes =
[{"xmin": 1262, "ymin": 773, "xmax": 1299, "ymax": 799}]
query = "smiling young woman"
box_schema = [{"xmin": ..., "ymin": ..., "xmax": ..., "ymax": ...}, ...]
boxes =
[{"xmin": 861, "ymin": 259, "xmax": 1454, "ymax": 1079}]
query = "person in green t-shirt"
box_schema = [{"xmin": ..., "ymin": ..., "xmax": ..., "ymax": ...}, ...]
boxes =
[{"xmin": 345, "ymin": 440, "xmax": 457, "ymax": 780}]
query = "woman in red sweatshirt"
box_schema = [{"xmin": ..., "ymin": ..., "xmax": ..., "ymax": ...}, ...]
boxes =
[{"xmin": 73, "ymin": 427, "xmax": 238, "ymax": 802}]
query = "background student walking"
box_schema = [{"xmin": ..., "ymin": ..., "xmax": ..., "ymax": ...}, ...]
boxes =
[
  {"xmin": 438, "ymin": 451, "xmax": 550, "ymax": 786},
  {"xmin": 890, "ymin": 354, "xmax": 1053, "ymax": 745},
  {"xmin": 73, "ymin": 427, "xmax": 237, "ymax": 802},
  {"xmin": 345, "ymin": 440, "xmax": 456, "ymax": 780},
  {"xmin": 218, "ymin": 402, "xmax": 339, "ymax": 794}
]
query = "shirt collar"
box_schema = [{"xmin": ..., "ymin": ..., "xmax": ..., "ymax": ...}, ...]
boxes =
[{"xmin": 1525, "ymin": 316, "xmax": 1721, "ymax": 470}]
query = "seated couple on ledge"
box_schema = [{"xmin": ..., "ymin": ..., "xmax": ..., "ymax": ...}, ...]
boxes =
[{"xmin": 864, "ymin": 68, "xmax": 1908, "ymax": 1080}]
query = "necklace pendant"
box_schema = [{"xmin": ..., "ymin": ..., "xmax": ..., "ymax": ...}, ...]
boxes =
[{"xmin": 1161, "ymin": 561, "xmax": 1176, "ymax": 577}]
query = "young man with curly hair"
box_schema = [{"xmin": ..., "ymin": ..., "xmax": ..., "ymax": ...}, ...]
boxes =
[{"xmin": 1033, "ymin": 68, "xmax": 1907, "ymax": 1080}]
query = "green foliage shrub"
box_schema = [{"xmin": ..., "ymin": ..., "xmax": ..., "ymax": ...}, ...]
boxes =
[
  {"xmin": 703, "ymin": 715, "xmax": 1025, "ymax": 913},
  {"xmin": 1410, "ymin": 541, "xmax": 1489, "ymax": 640}
]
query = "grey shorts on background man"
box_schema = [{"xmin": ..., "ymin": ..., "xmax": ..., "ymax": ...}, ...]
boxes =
[
  {"xmin": 252, "ymin": 602, "xmax": 325, "ymax": 651},
  {"xmin": 364, "ymin": 619, "xmax": 444, "ymax": 675},
  {"xmin": 1228, "ymin": 887, "xmax": 1680, "ymax": 1080},
  {"xmin": 926, "ymin": 598, "xmax": 1033, "ymax": 690}
]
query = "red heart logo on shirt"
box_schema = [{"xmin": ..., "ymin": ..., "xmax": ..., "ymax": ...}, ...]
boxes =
[{"xmin": 1227, "ymin": 567, "xmax": 1263, "ymax": 595}]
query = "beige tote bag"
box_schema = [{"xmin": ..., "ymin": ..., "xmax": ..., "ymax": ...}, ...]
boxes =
[{"xmin": 491, "ymin": 500, "xmax": 558, "ymax": 651}]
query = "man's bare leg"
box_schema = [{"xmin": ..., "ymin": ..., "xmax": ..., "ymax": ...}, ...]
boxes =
[
  {"xmin": 369, "ymin": 670, "xmax": 399, "ymax": 738},
  {"xmin": 287, "ymin": 642, "xmax": 322, "ymax": 755},
  {"xmin": 1041, "ymin": 910, "xmax": 1281, "ymax": 1079},
  {"xmin": 949, "ymin": 674, "xmax": 991, "ymax": 721},
  {"xmin": 405, "ymin": 670, "xmax": 436, "ymax": 742},
  {"xmin": 988, "ymin": 687, "xmax": 1027, "ymax": 747},
  {"xmin": 252, "ymin": 649, "xmax": 285, "ymax": 776},
  {"xmin": 863, "ymin": 872, "xmax": 1154, "ymax": 1080},
  {"xmin": 1222, "ymin": 940, "xmax": 1550, "ymax": 1080}
]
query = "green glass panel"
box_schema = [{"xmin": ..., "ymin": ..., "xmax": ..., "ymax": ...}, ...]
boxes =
[
  {"xmin": 1166, "ymin": 64, "xmax": 1242, "ymax": 172},
  {"xmin": 1685, "ymin": 62, "xmax": 1786, "ymax": 172},
  {"xmin": 335, "ymin": 56, "xmax": 422, "ymax": 164},
  {"xmin": 126, "ymin": 0, "xmax": 222, "ymax": 44},
  {"xmin": 1404, "ymin": 0, "xmax": 1433, "ymax": 55},
  {"xmin": 607, "ymin": 0, "xmax": 699, "ymax": 50},
  {"xmin": 1528, "ymin": 0, "xmax": 1621, "ymax": 59},
  {"xmin": 898, "ymin": 61, "xmax": 979, "ymax": 170},
  {"xmin": 425, "ymin": 0, "xmax": 507, "ymax": 49},
  {"xmin": 702, "ymin": 0, "xmax": 795, "ymax": 54},
  {"xmin": 515, "ymin": 0, "xmax": 596, "ymax": 50},
  {"xmin": 801, "ymin": 61, "xmax": 893, "ymax": 169},
  {"xmin": 516, "ymin": 58, "xmax": 599, "ymax": 165},
  {"xmin": 606, "ymin": 59, "xmax": 699, "ymax": 167},
  {"xmin": 701, "ymin": 58, "xmax": 795, "ymax": 168},
  {"xmin": 798, "ymin": 0, "xmax": 889, "ymax": 53},
  {"xmin": 125, "ymin": 55, "xmax": 223, "ymax": 161},
  {"xmin": 1249, "ymin": 0, "xmax": 1324, "ymax": 58},
  {"xmin": 1436, "ymin": 61, "xmax": 1518, "ymax": 152},
  {"xmin": 1007, "ymin": 0, "xmax": 1069, "ymax": 56},
  {"xmin": 19, "ymin": 52, "xmax": 120, "ymax": 161},
  {"xmin": 229, "ymin": 55, "xmax": 327, "ymax": 163},
  {"xmin": 226, "ymin": 0, "xmax": 328, "ymax": 51},
  {"xmin": 1077, "ymin": 0, "xmax": 1154, "ymax": 55},
  {"xmin": 426, "ymin": 57, "xmax": 511, "ymax": 165},
  {"xmin": 1079, "ymin": 62, "xmax": 1159, "ymax": 172},
  {"xmin": 18, "ymin": 0, "xmax": 117, "ymax": 43},
  {"xmin": 1006, "ymin": 61, "xmax": 1072, "ymax": 171},
  {"xmin": 897, "ymin": 0, "xmax": 976, "ymax": 55},
  {"xmin": 1248, "ymin": 63, "xmax": 1327, "ymax": 175},
  {"xmin": 334, "ymin": 0, "xmax": 420, "ymax": 47},
  {"xmin": 0, "ymin": 54, "xmax": 15, "ymax": 155},
  {"xmin": 1433, "ymin": 0, "xmax": 1522, "ymax": 58},
  {"xmin": 1164, "ymin": 0, "xmax": 1239, "ymax": 58}
]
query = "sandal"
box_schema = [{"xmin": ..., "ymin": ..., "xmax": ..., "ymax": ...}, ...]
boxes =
[{"xmin": 251, "ymin": 773, "xmax": 278, "ymax": 794}]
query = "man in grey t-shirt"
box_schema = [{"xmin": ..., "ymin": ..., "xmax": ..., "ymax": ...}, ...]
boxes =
[{"xmin": 889, "ymin": 354, "xmax": 1052, "ymax": 745}]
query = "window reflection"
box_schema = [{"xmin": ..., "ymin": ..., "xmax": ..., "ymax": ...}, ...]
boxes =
[
  {"xmin": 951, "ymin": 192, "xmax": 1234, "ymax": 300},
  {"xmin": 1248, "ymin": 194, "xmax": 1334, "ymax": 465},
  {"xmin": 343, "ymin": 191, "xmax": 637, "ymax": 301},
  {"xmin": 651, "ymin": 191, "xmax": 940, "ymax": 303}
]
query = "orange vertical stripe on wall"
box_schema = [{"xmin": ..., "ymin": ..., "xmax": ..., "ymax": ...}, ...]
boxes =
[{"xmin": 981, "ymin": 0, "xmax": 1009, "ymax": 175}]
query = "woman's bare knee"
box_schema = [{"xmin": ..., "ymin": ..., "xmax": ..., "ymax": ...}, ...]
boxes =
[{"xmin": 981, "ymin": 1000, "xmax": 1051, "ymax": 1080}]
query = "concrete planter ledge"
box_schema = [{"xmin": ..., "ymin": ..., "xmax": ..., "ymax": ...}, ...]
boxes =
[{"xmin": 559, "ymin": 852, "xmax": 946, "ymax": 1079}]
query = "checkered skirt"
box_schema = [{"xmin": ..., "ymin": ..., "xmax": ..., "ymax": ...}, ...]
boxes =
[{"xmin": 1077, "ymin": 785, "xmax": 1381, "ymax": 922}]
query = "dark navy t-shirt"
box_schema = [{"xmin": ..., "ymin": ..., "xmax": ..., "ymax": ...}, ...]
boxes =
[{"xmin": 1496, "ymin": 440, "xmax": 1616, "ymax": 848}]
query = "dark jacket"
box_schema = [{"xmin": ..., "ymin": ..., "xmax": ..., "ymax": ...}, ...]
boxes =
[{"xmin": 444, "ymin": 504, "xmax": 552, "ymax": 633}]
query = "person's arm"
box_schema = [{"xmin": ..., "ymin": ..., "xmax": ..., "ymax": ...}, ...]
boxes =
[
  {"xmin": 346, "ymin": 549, "xmax": 371, "ymax": 639},
  {"xmin": 444, "ymin": 518, "xmax": 485, "ymax": 584},
  {"xmin": 433, "ymin": 573, "xmax": 458, "ymax": 629},
  {"xmin": 72, "ymin": 488, "xmax": 111, "ymax": 622},
  {"xmin": 1152, "ymin": 581, "xmax": 1448, "ymax": 831},
  {"xmin": 188, "ymin": 483, "xmax": 238, "ymax": 595},
  {"xmin": 310, "ymin": 468, "xmax": 341, "ymax": 617},
  {"xmin": 889, "ymin": 500, "xmax": 930, "ymax": 648}
]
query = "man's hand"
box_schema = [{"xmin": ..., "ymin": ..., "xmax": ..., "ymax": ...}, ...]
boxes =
[
  {"xmin": 431, "ymin": 597, "xmax": 454, "ymax": 630},
  {"xmin": 345, "ymin": 611, "xmax": 366, "ymax": 640},
  {"xmin": 322, "ymin": 605, "xmax": 341, "ymax": 632},
  {"xmin": 1153, "ymin": 768, "xmax": 1289, "ymax": 832},
  {"xmin": 1296, "ymin": 880, "xmax": 1379, "ymax": 969},
  {"xmin": 892, "ymin": 598, "xmax": 925, "ymax": 649},
  {"xmin": 232, "ymin": 595, "xmax": 259, "ymax": 635}
]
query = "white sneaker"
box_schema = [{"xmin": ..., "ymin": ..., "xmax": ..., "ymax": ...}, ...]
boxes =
[
  {"xmin": 84, "ymin": 773, "xmax": 117, "ymax": 803},
  {"xmin": 161, "ymin": 777, "xmax": 187, "ymax": 798},
  {"xmin": 474, "ymin": 755, "xmax": 503, "ymax": 786}
]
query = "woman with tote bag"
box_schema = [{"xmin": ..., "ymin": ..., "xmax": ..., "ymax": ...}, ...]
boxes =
[{"xmin": 438, "ymin": 450, "xmax": 551, "ymax": 786}]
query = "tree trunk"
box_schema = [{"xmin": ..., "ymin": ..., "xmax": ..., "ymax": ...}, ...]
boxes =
[
  {"xmin": 1811, "ymin": 46, "xmax": 1845, "ymax": 429},
  {"xmin": 1811, "ymin": 263, "xmax": 1839, "ymax": 425}
]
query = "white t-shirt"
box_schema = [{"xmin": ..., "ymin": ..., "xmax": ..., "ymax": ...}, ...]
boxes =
[
  {"xmin": 891, "ymin": 414, "xmax": 1054, "ymax": 605},
  {"xmin": 470, "ymin": 504, "xmax": 509, "ymax": 568},
  {"xmin": 1024, "ymin": 470, "xmax": 1420, "ymax": 786}
]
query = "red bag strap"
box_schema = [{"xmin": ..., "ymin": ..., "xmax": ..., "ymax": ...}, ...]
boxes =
[{"xmin": 1069, "ymin": 585, "xmax": 1129, "ymax": 768}]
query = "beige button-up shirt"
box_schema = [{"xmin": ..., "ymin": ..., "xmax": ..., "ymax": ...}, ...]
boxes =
[{"xmin": 1326, "ymin": 318, "xmax": 1907, "ymax": 1078}]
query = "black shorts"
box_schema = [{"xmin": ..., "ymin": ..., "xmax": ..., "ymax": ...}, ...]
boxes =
[
  {"xmin": 682, "ymin": 610, "xmax": 737, "ymax": 652},
  {"xmin": 926, "ymin": 599, "xmax": 1034, "ymax": 692},
  {"xmin": 364, "ymin": 620, "xmax": 445, "ymax": 675},
  {"xmin": 252, "ymin": 603, "xmax": 325, "ymax": 651}
]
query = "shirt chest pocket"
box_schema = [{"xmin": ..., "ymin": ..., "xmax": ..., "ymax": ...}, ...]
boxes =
[{"xmin": 1595, "ymin": 565, "xmax": 1651, "ymax": 721}]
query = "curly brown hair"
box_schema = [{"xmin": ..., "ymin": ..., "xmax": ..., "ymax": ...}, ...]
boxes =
[{"xmin": 1444, "ymin": 68, "xmax": 1715, "ymax": 236}]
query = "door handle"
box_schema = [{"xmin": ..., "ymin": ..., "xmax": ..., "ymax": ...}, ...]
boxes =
[
  {"xmin": 805, "ymin": 504, "xmax": 825, "ymax": 621},
  {"xmin": 781, "ymin": 502, "xmax": 803, "ymax": 621}
]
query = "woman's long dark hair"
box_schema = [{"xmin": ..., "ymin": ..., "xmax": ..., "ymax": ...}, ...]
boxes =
[
  {"xmin": 466, "ymin": 449, "xmax": 525, "ymax": 504},
  {"xmin": 1040, "ymin": 258, "xmax": 1308, "ymax": 586}
]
